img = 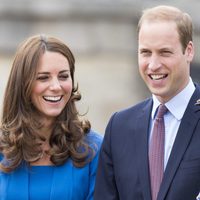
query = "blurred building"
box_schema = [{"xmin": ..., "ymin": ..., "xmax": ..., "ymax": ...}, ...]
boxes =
[{"xmin": 0, "ymin": 0, "xmax": 200, "ymax": 133}]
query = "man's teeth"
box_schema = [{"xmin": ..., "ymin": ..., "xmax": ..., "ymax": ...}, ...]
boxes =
[
  {"xmin": 43, "ymin": 96, "xmax": 62, "ymax": 102},
  {"xmin": 150, "ymin": 74, "xmax": 166, "ymax": 80}
]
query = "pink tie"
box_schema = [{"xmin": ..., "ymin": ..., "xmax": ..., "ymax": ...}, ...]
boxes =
[{"xmin": 149, "ymin": 104, "xmax": 168, "ymax": 200}]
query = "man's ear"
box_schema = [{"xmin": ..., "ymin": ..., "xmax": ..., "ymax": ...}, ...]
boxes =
[{"xmin": 185, "ymin": 41, "xmax": 194, "ymax": 62}]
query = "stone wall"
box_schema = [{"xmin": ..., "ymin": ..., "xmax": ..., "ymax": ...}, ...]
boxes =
[{"xmin": 0, "ymin": 0, "xmax": 199, "ymax": 133}]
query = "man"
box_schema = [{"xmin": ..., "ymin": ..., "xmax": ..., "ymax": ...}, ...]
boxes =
[{"xmin": 94, "ymin": 5, "xmax": 200, "ymax": 200}]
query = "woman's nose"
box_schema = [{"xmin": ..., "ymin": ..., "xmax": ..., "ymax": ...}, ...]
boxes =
[{"xmin": 49, "ymin": 78, "xmax": 61, "ymax": 90}]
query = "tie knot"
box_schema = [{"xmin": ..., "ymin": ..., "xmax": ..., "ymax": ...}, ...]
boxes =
[{"xmin": 156, "ymin": 104, "xmax": 168, "ymax": 119}]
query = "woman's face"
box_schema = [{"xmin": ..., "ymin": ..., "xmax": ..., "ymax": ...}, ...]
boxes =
[{"xmin": 31, "ymin": 51, "xmax": 73, "ymax": 123}]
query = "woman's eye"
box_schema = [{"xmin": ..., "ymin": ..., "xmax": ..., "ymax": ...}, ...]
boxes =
[
  {"xmin": 59, "ymin": 74, "xmax": 69, "ymax": 80},
  {"xmin": 36, "ymin": 76, "xmax": 49, "ymax": 81}
]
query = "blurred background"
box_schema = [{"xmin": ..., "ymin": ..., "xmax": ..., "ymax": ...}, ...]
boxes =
[{"xmin": 0, "ymin": 0, "xmax": 200, "ymax": 134}]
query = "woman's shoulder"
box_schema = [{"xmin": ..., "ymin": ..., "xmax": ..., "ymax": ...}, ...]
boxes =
[
  {"xmin": 0, "ymin": 131, "xmax": 4, "ymax": 162},
  {"xmin": 83, "ymin": 130, "xmax": 102, "ymax": 167},
  {"xmin": 84, "ymin": 130, "xmax": 103, "ymax": 149}
]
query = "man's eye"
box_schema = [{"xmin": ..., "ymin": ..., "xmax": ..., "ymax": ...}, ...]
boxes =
[
  {"xmin": 161, "ymin": 51, "xmax": 172, "ymax": 56},
  {"xmin": 140, "ymin": 50, "xmax": 151, "ymax": 56}
]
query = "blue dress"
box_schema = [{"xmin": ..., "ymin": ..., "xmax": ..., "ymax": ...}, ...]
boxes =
[{"xmin": 0, "ymin": 131, "xmax": 102, "ymax": 200}]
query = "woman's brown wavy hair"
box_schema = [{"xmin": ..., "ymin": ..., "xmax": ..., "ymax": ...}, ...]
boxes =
[{"xmin": 0, "ymin": 34, "xmax": 92, "ymax": 173}]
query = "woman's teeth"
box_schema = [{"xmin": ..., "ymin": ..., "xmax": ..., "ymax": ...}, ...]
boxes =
[{"xmin": 43, "ymin": 96, "xmax": 62, "ymax": 102}]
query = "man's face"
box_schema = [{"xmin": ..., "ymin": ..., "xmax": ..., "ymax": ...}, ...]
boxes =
[{"xmin": 138, "ymin": 20, "xmax": 194, "ymax": 103}]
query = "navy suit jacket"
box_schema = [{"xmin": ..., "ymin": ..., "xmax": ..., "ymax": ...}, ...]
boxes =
[{"xmin": 94, "ymin": 85, "xmax": 200, "ymax": 200}]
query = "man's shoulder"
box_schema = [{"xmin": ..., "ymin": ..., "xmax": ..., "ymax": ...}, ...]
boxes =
[
  {"xmin": 107, "ymin": 98, "xmax": 152, "ymax": 124},
  {"xmin": 117, "ymin": 97, "xmax": 152, "ymax": 115}
]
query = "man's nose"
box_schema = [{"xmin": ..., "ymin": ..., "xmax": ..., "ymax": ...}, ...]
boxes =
[{"xmin": 148, "ymin": 56, "xmax": 162, "ymax": 71}]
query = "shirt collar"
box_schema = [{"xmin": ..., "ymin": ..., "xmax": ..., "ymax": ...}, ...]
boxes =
[{"xmin": 152, "ymin": 77, "xmax": 195, "ymax": 120}]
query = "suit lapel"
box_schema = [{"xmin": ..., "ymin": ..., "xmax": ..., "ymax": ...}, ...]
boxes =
[
  {"xmin": 136, "ymin": 99, "xmax": 153, "ymax": 200},
  {"xmin": 158, "ymin": 85, "xmax": 200, "ymax": 200}
]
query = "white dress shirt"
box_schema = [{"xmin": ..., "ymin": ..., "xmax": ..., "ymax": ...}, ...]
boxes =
[{"xmin": 150, "ymin": 78, "xmax": 195, "ymax": 169}]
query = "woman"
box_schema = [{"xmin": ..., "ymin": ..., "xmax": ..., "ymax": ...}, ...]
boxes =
[{"xmin": 0, "ymin": 34, "xmax": 102, "ymax": 200}]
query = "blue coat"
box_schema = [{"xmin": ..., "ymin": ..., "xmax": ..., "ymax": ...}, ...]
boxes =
[{"xmin": 0, "ymin": 131, "xmax": 102, "ymax": 200}]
